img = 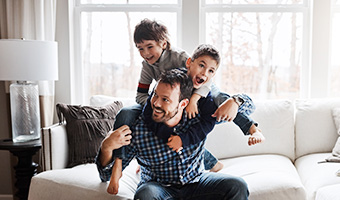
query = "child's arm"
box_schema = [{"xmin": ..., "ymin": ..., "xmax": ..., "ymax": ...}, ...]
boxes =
[
  {"xmin": 211, "ymin": 96, "xmax": 240, "ymax": 122},
  {"xmin": 176, "ymin": 94, "xmax": 217, "ymax": 147},
  {"xmin": 212, "ymin": 94, "xmax": 255, "ymax": 122},
  {"xmin": 186, "ymin": 93, "xmax": 201, "ymax": 119},
  {"xmin": 136, "ymin": 63, "xmax": 154, "ymax": 106}
]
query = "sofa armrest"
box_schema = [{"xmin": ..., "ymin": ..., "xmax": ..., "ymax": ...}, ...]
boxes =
[{"xmin": 41, "ymin": 123, "xmax": 68, "ymax": 171}]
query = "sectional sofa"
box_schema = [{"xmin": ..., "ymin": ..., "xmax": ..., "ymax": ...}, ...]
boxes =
[{"xmin": 28, "ymin": 96, "xmax": 340, "ymax": 200}]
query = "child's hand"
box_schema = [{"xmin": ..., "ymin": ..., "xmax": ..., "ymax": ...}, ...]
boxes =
[
  {"xmin": 186, "ymin": 101, "xmax": 199, "ymax": 119},
  {"xmin": 186, "ymin": 93, "xmax": 201, "ymax": 119},
  {"xmin": 167, "ymin": 135, "xmax": 183, "ymax": 152},
  {"xmin": 212, "ymin": 98, "xmax": 238, "ymax": 122}
]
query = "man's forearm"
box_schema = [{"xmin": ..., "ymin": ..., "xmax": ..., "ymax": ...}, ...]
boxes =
[{"xmin": 99, "ymin": 146, "xmax": 114, "ymax": 167}]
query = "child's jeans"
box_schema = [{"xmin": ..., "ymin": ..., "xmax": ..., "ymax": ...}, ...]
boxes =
[{"xmin": 113, "ymin": 104, "xmax": 143, "ymax": 159}]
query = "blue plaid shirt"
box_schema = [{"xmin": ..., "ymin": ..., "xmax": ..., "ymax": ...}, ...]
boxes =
[{"xmin": 96, "ymin": 96, "xmax": 217, "ymax": 187}]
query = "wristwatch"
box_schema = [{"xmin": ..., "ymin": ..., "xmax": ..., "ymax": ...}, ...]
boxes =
[{"xmin": 232, "ymin": 95, "xmax": 244, "ymax": 106}]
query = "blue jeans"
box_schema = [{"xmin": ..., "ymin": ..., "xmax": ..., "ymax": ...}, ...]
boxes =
[
  {"xmin": 134, "ymin": 172, "xmax": 249, "ymax": 200},
  {"xmin": 113, "ymin": 104, "xmax": 143, "ymax": 158},
  {"xmin": 113, "ymin": 104, "xmax": 218, "ymax": 170}
]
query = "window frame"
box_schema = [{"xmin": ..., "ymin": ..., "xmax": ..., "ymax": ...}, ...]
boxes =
[{"xmin": 73, "ymin": 0, "xmax": 183, "ymax": 104}]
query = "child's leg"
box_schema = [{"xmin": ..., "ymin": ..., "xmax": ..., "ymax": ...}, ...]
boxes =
[
  {"xmin": 107, "ymin": 104, "xmax": 142, "ymax": 194},
  {"xmin": 203, "ymin": 148, "xmax": 224, "ymax": 172}
]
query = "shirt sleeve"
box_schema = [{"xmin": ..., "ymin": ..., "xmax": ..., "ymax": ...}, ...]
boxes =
[
  {"xmin": 234, "ymin": 93, "xmax": 256, "ymax": 116},
  {"xmin": 136, "ymin": 62, "xmax": 154, "ymax": 105},
  {"xmin": 177, "ymin": 94, "xmax": 217, "ymax": 147}
]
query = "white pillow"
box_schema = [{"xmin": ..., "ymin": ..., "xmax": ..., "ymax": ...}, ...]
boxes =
[
  {"xmin": 327, "ymin": 108, "xmax": 340, "ymax": 161},
  {"xmin": 333, "ymin": 108, "xmax": 340, "ymax": 135}
]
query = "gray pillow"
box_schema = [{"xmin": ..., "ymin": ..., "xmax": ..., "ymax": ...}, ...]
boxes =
[{"xmin": 56, "ymin": 101, "xmax": 123, "ymax": 167}]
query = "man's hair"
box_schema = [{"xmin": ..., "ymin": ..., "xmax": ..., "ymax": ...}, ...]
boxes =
[
  {"xmin": 191, "ymin": 44, "xmax": 220, "ymax": 66},
  {"xmin": 158, "ymin": 69, "xmax": 193, "ymax": 101},
  {"xmin": 134, "ymin": 18, "xmax": 171, "ymax": 50}
]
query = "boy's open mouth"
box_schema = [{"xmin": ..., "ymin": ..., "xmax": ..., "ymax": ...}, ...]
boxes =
[{"xmin": 196, "ymin": 77, "xmax": 205, "ymax": 84}]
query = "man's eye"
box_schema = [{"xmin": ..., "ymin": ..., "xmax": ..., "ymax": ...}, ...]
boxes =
[
  {"xmin": 148, "ymin": 46, "xmax": 153, "ymax": 49},
  {"xmin": 209, "ymin": 69, "xmax": 215, "ymax": 73},
  {"xmin": 199, "ymin": 64, "xmax": 205, "ymax": 68},
  {"xmin": 163, "ymin": 98, "xmax": 169, "ymax": 102}
]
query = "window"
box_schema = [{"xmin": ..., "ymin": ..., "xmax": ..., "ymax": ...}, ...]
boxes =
[
  {"xmin": 74, "ymin": 1, "xmax": 181, "ymax": 103},
  {"xmin": 72, "ymin": 0, "xmax": 337, "ymax": 104},
  {"xmin": 201, "ymin": 0, "xmax": 307, "ymax": 99},
  {"xmin": 331, "ymin": 0, "xmax": 340, "ymax": 97}
]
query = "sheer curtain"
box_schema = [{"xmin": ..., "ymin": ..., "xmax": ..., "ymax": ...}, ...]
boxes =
[{"xmin": 0, "ymin": 0, "xmax": 57, "ymax": 127}]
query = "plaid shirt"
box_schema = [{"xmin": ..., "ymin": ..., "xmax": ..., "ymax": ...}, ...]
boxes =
[{"xmin": 96, "ymin": 97, "xmax": 216, "ymax": 187}]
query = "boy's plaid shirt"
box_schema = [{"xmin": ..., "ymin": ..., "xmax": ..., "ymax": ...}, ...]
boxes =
[{"xmin": 96, "ymin": 114, "xmax": 206, "ymax": 187}]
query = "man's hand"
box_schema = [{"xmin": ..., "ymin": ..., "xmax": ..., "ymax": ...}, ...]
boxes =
[
  {"xmin": 211, "ymin": 98, "xmax": 238, "ymax": 122},
  {"xmin": 100, "ymin": 125, "xmax": 132, "ymax": 166},
  {"xmin": 167, "ymin": 135, "xmax": 183, "ymax": 153}
]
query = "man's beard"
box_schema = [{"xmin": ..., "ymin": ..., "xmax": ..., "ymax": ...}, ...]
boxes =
[{"xmin": 152, "ymin": 105, "xmax": 179, "ymax": 123}]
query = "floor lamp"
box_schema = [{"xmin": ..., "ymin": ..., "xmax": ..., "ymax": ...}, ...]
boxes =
[{"xmin": 0, "ymin": 39, "xmax": 58, "ymax": 142}]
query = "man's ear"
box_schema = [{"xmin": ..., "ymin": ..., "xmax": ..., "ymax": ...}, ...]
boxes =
[
  {"xmin": 179, "ymin": 98, "xmax": 189, "ymax": 109},
  {"xmin": 186, "ymin": 57, "xmax": 192, "ymax": 69}
]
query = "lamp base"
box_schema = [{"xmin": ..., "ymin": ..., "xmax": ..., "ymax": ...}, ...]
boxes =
[{"xmin": 10, "ymin": 82, "xmax": 41, "ymax": 143}]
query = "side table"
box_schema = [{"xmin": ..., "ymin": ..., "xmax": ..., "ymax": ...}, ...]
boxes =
[{"xmin": 0, "ymin": 139, "xmax": 42, "ymax": 200}]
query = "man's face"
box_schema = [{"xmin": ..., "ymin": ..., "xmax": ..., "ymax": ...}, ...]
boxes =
[
  {"xmin": 136, "ymin": 39, "xmax": 167, "ymax": 65},
  {"xmin": 150, "ymin": 82, "xmax": 181, "ymax": 124},
  {"xmin": 186, "ymin": 55, "xmax": 218, "ymax": 89}
]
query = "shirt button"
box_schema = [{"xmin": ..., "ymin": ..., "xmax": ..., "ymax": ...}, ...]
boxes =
[
  {"xmin": 174, "ymin": 128, "xmax": 177, "ymax": 132},
  {"xmin": 179, "ymin": 175, "xmax": 183, "ymax": 179}
]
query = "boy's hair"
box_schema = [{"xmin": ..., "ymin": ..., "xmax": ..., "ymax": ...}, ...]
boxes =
[
  {"xmin": 191, "ymin": 44, "xmax": 220, "ymax": 66},
  {"xmin": 134, "ymin": 18, "xmax": 171, "ymax": 50},
  {"xmin": 158, "ymin": 69, "xmax": 193, "ymax": 101}
]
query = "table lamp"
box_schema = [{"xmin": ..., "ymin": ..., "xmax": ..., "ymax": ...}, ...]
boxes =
[{"xmin": 0, "ymin": 39, "xmax": 58, "ymax": 142}]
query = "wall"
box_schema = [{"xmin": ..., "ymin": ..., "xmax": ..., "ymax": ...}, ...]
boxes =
[{"xmin": 0, "ymin": 81, "xmax": 14, "ymax": 199}]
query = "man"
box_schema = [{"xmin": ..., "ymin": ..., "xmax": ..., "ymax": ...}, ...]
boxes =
[{"xmin": 96, "ymin": 69, "xmax": 249, "ymax": 199}]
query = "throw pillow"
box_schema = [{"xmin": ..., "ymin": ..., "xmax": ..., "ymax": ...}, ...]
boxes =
[
  {"xmin": 56, "ymin": 101, "xmax": 123, "ymax": 167},
  {"xmin": 325, "ymin": 108, "xmax": 340, "ymax": 162}
]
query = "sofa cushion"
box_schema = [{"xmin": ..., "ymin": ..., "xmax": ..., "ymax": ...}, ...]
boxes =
[
  {"xmin": 295, "ymin": 98, "xmax": 340, "ymax": 158},
  {"xmin": 295, "ymin": 153, "xmax": 340, "ymax": 200},
  {"xmin": 206, "ymin": 99, "xmax": 295, "ymax": 161},
  {"xmin": 220, "ymin": 154, "xmax": 306, "ymax": 200},
  {"xmin": 315, "ymin": 184, "xmax": 340, "ymax": 200},
  {"xmin": 28, "ymin": 160, "xmax": 140, "ymax": 200},
  {"xmin": 56, "ymin": 102, "xmax": 123, "ymax": 167}
]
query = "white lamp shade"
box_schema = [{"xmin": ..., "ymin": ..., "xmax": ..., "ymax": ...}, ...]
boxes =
[{"xmin": 0, "ymin": 39, "xmax": 58, "ymax": 81}]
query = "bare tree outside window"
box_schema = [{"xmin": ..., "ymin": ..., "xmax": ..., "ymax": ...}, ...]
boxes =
[
  {"xmin": 205, "ymin": 0, "xmax": 303, "ymax": 99},
  {"xmin": 81, "ymin": 11, "xmax": 177, "ymax": 102}
]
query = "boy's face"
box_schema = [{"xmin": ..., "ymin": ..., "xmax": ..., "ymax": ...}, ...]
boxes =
[
  {"xmin": 136, "ymin": 39, "xmax": 167, "ymax": 65},
  {"xmin": 186, "ymin": 55, "xmax": 218, "ymax": 89}
]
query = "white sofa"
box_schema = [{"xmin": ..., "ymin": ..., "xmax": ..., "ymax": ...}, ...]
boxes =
[{"xmin": 28, "ymin": 96, "xmax": 340, "ymax": 200}]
